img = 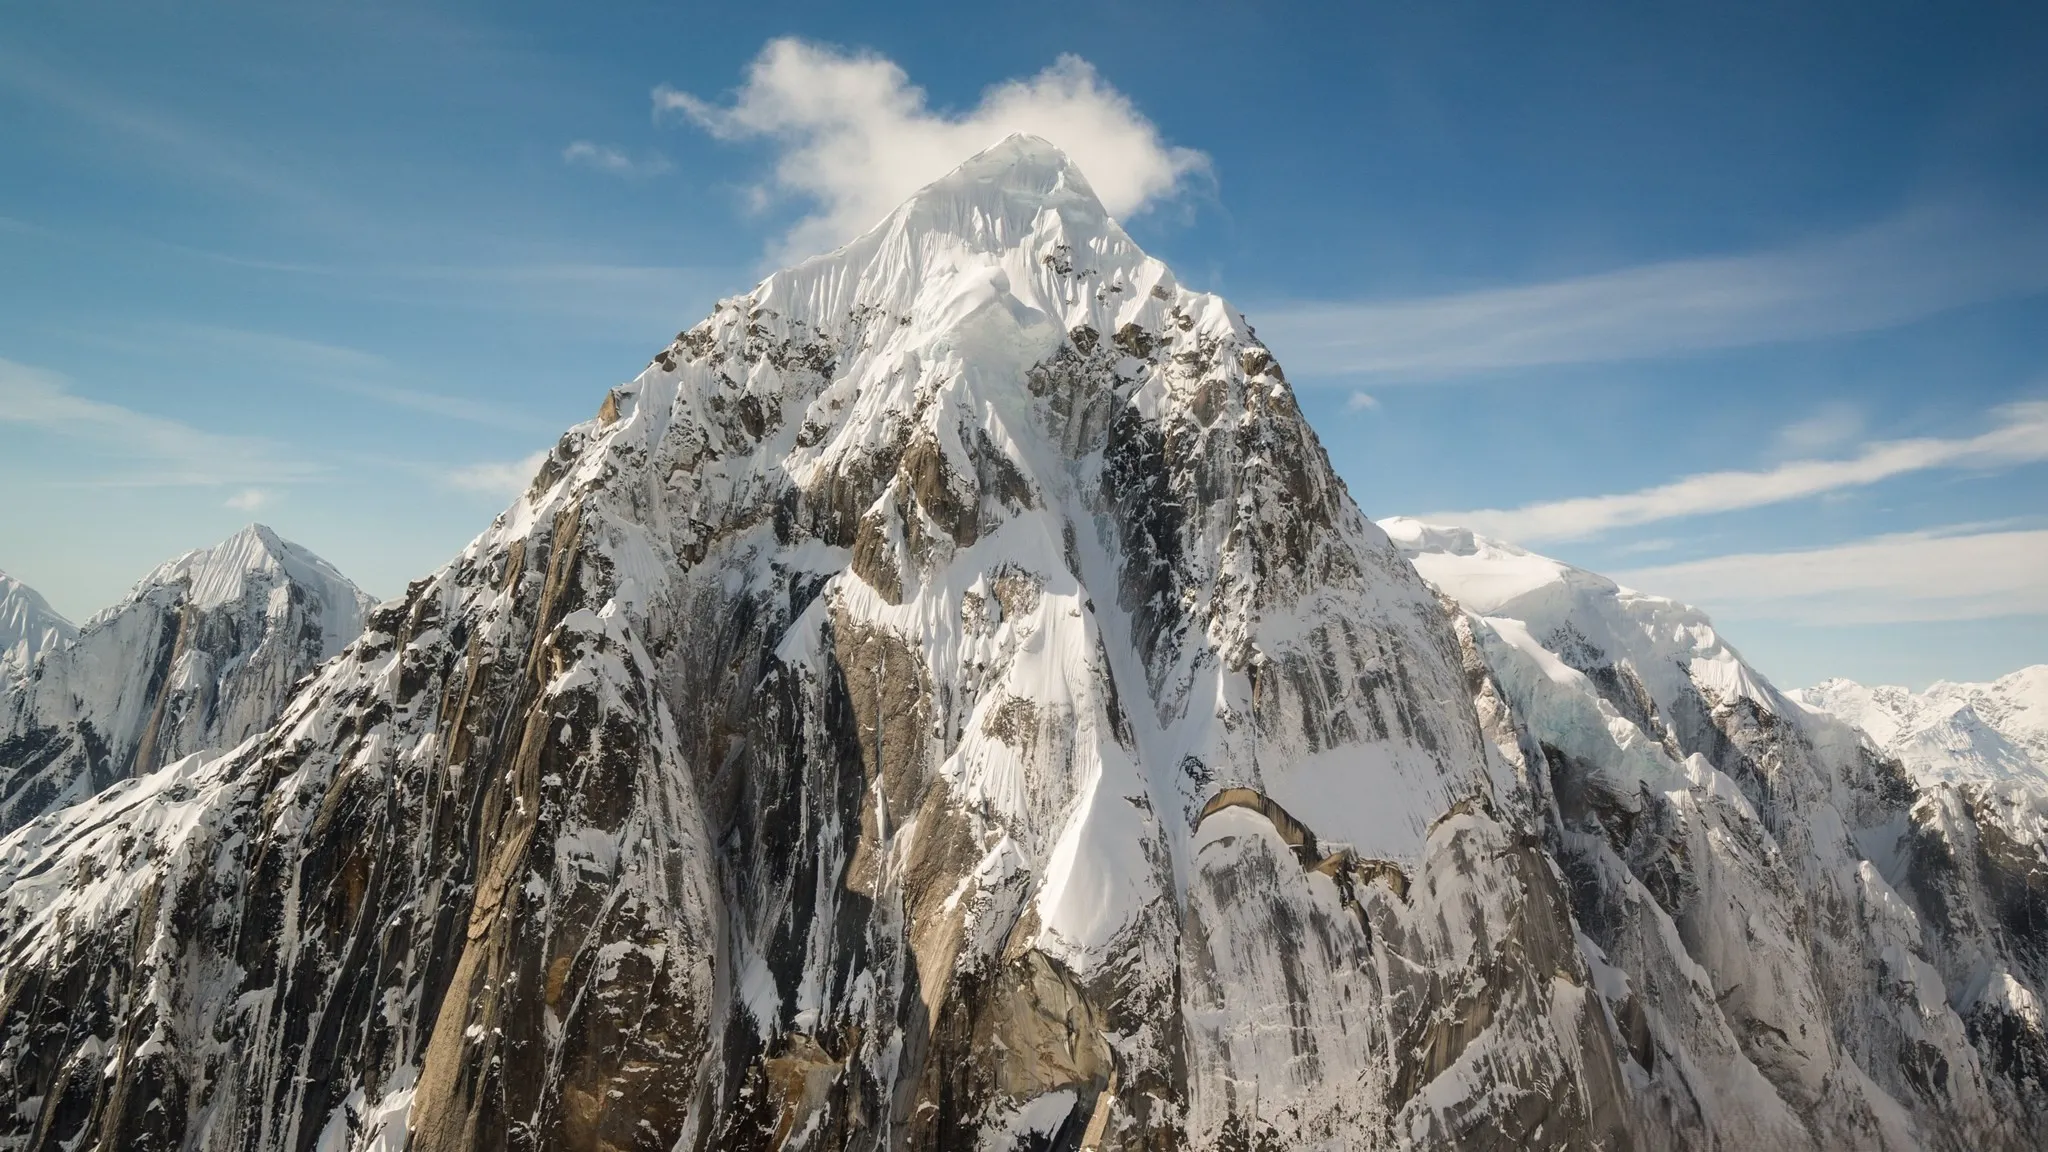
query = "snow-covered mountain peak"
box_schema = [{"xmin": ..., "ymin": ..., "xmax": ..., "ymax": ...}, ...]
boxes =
[
  {"xmin": 888, "ymin": 132, "xmax": 1111, "ymax": 237},
  {"xmin": 107, "ymin": 522, "xmax": 372, "ymax": 653},
  {"xmin": 1794, "ymin": 666, "xmax": 2048, "ymax": 788},
  {"xmin": 11, "ymin": 142, "xmax": 2048, "ymax": 1150},
  {"xmin": 0, "ymin": 570, "xmax": 75, "ymax": 687},
  {"xmin": 1, "ymin": 525, "xmax": 375, "ymax": 831},
  {"xmin": 1933, "ymin": 664, "xmax": 2048, "ymax": 761},
  {"xmin": 836, "ymin": 133, "xmax": 1116, "ymax": 261},
  {"xmin": 666, "ymin": 135, "xmax": 1226, "ymax": 435}
]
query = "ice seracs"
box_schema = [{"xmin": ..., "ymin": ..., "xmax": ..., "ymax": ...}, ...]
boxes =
[{"xmin": 0, "ymin": 522, "xmax": 374, "ymax": 832}]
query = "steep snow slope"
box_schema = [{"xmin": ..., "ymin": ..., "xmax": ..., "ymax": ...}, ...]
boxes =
[
  {"xmin": 1795, "ymin": 669, "xmax": 2048, "ymax": 788},
  {"xmin": 0, "ymin": 524, "xmax": 374, "ymax": 832},
  {"xmin": 0, "ymin": 571, "xmax": 74, "ymax": 689},
  {"xmin": 0, "ymin": 138, "xmax": 1630, "ymax": 1152},
  {"xmin": 1385, "ymin": 518, "xmax": 2048, "ymax": 1149}
]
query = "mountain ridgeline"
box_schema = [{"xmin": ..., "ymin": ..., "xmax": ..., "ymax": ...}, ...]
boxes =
[
  {"xmin": 0, "ymin": 139, "xmax": 2042, "ymax": 1151},
  {"xmin": 0, "ymin": 524, "xmax": 373, "ymax": 834}
]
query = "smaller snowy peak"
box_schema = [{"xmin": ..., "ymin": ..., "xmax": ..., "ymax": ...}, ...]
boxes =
[
  {"xmin": 108, "ymin": 523, "xmax": 374, "ymax": 654},
  {"xmin": 0, "ymin": 525, "xmax": 377, "ymax": 832},
  {"xmin": 1378, "ymin": 516, "xmax": 1589, "ymax": 616},
  {"xmin": 1380, "ymin": 516, "xmax": 1777, "ymax": 725},
  {"xmin": 1791, "ymin": 678, "xmax": 1914, "ymax": 747},
  {"xmin": 1794, "ymin": 667, "xmax": 2048, "ymax": 788},
  {"xmin": 0, "ymin": 571, "xmax": 76, "ymax": 685},
  {"xmin": 1932, "ymin": 665, "xmax": 2048, "ymax": 763}
]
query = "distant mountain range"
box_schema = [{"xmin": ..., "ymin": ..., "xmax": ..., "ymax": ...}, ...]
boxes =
[
  {"xmin": 1795, "ymin": 667, "xmax": 2048, "ymax": 788},
  {"xmin": 0, "ymin": 523, "xmax": 372, "ymax": 832}
]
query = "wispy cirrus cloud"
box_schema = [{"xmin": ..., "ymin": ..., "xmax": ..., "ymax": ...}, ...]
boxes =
[
  {"xmin": 0, "ymin": 357, "xmax": 324, "ymax": 487},
  {"xmin": 0, "ymin": 42, "xmax": 360, "ymax": 233},
  {"xmin": 1614, "ymin": 525, "xmax": 2048, "ymax": 624},
  {"xmin": 658, "ymin": 38, "xmax": 1209, "ymax": 260},
  {"xmin": 1, "ymin": 44, "xmax": 716, "ymax": 333},
  {"xmin": 139, "ymin": 246, "xmax": 722, "ymax": 334},
  {"xmin": 562, "ymin": 140, "xmax": 672, "ymax": 177},
  {"xmin": 1426, "ymin": 400, "xmax": 2048, "ymax": 542},
  {"xmin": 1773, "ymin": 401, "xmax": 1866, "ymax": 455},
  {"xmin": 1254, "ymin": 206, "xmax": 2048, "ymax": 379},
  {"xmin": 164, "ymin": 324, "xmax": 544, "ymax": 431},
  {"xmin": 445, "ymin": 450, "xmax": 547, "ymax": 498}
]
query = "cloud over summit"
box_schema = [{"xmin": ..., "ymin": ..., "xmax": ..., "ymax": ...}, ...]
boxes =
[{"xmin": 658, "ymin": 39, "xmax": 1208, "ymax": 261}]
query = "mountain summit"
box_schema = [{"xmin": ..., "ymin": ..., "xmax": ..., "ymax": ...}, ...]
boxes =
[
  {"xmin": 0, "ymin": 523, "xmax": 373, "ymax": 832},
  {"xmin": 0, "ymin": 571, "xmax": 74, "ymax": 689},
  {"xmin": 1, "ymin": 141, "xmax": 2042, "ymax": 1151}
]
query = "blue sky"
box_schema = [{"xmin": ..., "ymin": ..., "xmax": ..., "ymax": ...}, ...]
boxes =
[{"xmin": 2, "ymin": 1, "xmax": 2044, "ymax": 689}]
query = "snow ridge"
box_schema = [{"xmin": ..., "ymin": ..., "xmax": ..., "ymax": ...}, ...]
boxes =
[{"xmin": 1386, "ymin": 516, "xmax": 2048, "ymax": 1149}]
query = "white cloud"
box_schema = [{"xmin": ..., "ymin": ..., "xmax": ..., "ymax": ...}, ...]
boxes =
[
  {"xmin": 1774, "ymin": 402, "xmax": 1864, "ymax": 455},
  {"xmin": 1427, "ymin": 400, "xmax": 2048, "ymax": 542},
  {"xmin": 562, "ymin": 140, "xmax": 671, "ymax": 177},
  {"xmin": 1345, "ymin": 390, "xmax": 1381, "ymax": 413},
  {"xmin": 224, "ymin": 488, "xmax": 272, "ymax": 511},
  {"xmin": 657, "ymin": 38, "xmax": 1208, "ymax": 260},
  {"xmin": 446, "ymin": 450, "xmax": 548, "ymax": 497},
  {"xmin": 1252, "ymin": 206, "xmax": 2048, "ymax": 378},
  {"xmin": 1614, "ymin": 526, "xmax": 2048, "ymax": 624},
  {"xmin": 329, "ymin": 380, "xmax": 538, "ymax": 431},
  {"xmin": 0, "ymin": 357, "xmax": 324, "ymax": 486}
]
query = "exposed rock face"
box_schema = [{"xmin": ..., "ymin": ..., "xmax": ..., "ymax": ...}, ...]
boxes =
[
  {"xmin": 0, "ymin": 524, "xmax": 374, "ymax": 832},
  {"xmin": 1792, "ymin": 668, "xmax": 2048, "ymax": 1131},
  {"xmin": 0, "ymin": 139, "xmax": 1628, "ymax": 1151},
  {"xmin": 1385, "ymin": 518, "xmax": 2048, "ymax": 1150},
  {"xmin": 0, "ymin": 571, "xmax": 74, "ymax": 691},
  {"xmin": 2, "ymin": 138, "xmax": 2037, "ymax": 1151}
]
